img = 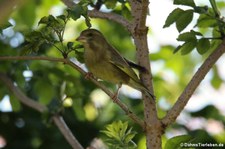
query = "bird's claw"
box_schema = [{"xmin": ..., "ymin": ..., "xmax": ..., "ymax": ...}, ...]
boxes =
[
  {"xmin": 85, "ymin": 72, "xmax": 94, "ymax": 80},
  {"xmin": 112, "ymin": 92, "xmax": 119, "ymax": 103}
]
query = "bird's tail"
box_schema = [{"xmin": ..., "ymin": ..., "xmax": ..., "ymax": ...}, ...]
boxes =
[
  {"xmin": 142, "ymin": 86, "xmax": 155, "ymax": 99},
  {"xmin": 128, "ymin": 80, "xmax": 155, "ymax": 100}
]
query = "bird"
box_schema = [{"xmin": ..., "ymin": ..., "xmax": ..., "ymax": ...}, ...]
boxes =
[{"xmin": 76, "ymin": 29, "xmax": 155, "ymax": 99}]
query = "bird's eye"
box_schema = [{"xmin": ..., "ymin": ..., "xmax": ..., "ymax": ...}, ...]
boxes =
[{"xmin": 87, "ymin": 33, "xmax": 93, "ymax": 36}]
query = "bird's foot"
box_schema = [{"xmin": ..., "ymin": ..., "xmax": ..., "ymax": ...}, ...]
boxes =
[
  {"xmin": 112, "ymin": 84, "xmax": 121, "ymax": 102},
  {"xmin": 112, "ymin": 92, "xmax": 119, "ymax": 103},
  {"xmin": 85, "ymin": 72, "xmax": 94, "ymax": 80}
]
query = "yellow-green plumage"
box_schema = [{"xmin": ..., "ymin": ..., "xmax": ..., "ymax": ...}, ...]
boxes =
[{"xmin": 76, "ymin": 29, "xmax": 154, "ymax": 99}]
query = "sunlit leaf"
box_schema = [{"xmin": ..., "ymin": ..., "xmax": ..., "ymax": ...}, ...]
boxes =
[
  {"xmin": 104, "ymin": 0, "xmax": 117, "ymax": 9},
  {"xmin": 211, "ymin": 67, "xmax": 223, "ymax": 89},
  {"xmin": 101, "ymin": 121, "xmax": 137, "ymax": 148},
  {"xmin": 196, "ymin": 14, "xmax": 217, "ymax": 28}
]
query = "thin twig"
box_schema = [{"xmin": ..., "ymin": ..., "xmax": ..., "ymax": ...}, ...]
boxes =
[
  {"xmin": 0, "ymin": 56, "xmax": 145, "ymax": 129},
  {"xmin": 60, "ymin": 0, "xmax": 133, "ymax": 32},
  {"xmin": 162, "ymin": 38, "xmax": 225, "ymax": 126},
  {"xmin": 0, "ymin": 73, "xmax": 84, "ymax": 149},
  {"xmin": 88, "ymin": 10, "xmax": 133, "ymax": 32}
]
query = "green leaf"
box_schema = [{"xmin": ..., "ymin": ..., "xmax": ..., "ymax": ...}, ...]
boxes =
[
  {"xmin": 177, "ymin": 32, "xmax": 197, "ymax": 42},
  {"xmin": 72, "ymin": 99, "xmax": 86, "ymax": 121},
  {"xmin": 101, "ymin": 121, "xmax": 137, "ymax": 148},
  {"xmin": 196, "ymin": 14, "xmax": 217, "ymax": 28},
  {"xmin": 173, "ymin": 45, "xmax": 182, "ymax": 54},
  {"xmin": 191, "ymin": 105, "xmax": 223, "ymax": 120},
  {"xmin": 194, "ymin": 6, "xmax": 208, "ymax": 14},
  {"xmin": 196, "ymin": 38, "xmax": 210, "ymax": 55},
  {"xmin": 209, "ymin": 40, "xmax": 222, "ymax": 52},
  {"xmin": 122, "ymin": 5, "xmax": 132, "ymax": 20},
  {"xmin": 119, "ymin": 121, "xmax": 128, "ymax": 138},
  {"xmin": 211, "ymin": 67, "xmax": 223, "ymax": 89},
  {"xmin": 212, "ymin": 27, "xmax": 222, "ymax": 38},
  {"xmin": 190, "ymin": 30, "xmax": 203, "ymax": 36},
  {"xmin": 57, "ymin": 15, "xmax": 67, "ymax": 22},
  {"xmin": 17, "ymin": 0, "xmax": 36, "ymax": 27},
  {"xmin": 176, "ymin": 10, "xmax": 194, "ymax": 32},
  {"xmin": 9, "ymin": 95, "xmax": 21, "ymax": 112},
  {"xmin": 34, "ymin": 80, "xmax": 55, "ymax": 105},
  {"xmin": 180, "ymin": 42, "xmax": 196, "ymax": 55},
  {"xmin": 74, "ymin": 50, "xmax": 84, "ymax": 63},
  {"xmin": 67, "ymin": 42, "xmax": 74, "ymax": 50},
  {"xmin": 124, "ymin": 129, "xmax": 136, "ymax": 144},
  {"xmin": 38, "ymin": 16, "xmax": 49, "ymax": 25},
  {"xmin": 174, "ymin": 0, "xmax": 196, "ymax": 7},
  {"xmin": 104, "ymin": 0, "xmax": 117, "ymax": 9},
  {"xmin": 67, "ymin": 4, "xmax": 91, "ymax": 28},
  {"xmin": 163, "ymin": 8, "xmax": 184, "ymax": 28},
  {"xmin": 67, "ymin": 6, "xmax": 83, "ymax": 20},
  {"xmin": 165, "ymin": 135, "xmax": 193, "ymax": 149}
]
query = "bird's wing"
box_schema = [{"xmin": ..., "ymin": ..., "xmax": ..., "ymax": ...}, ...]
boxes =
[
  {"xmin": 108, "ymin": 46, "xmax": 141, "ymax": 83},
  {"xmin": 124, "ymin": 58, "xmax": 148, "ymax": 73}
]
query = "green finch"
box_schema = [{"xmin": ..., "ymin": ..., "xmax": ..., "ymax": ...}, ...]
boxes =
[{"xmin": 76, "ymin": 29, "xmax": 154, "ymax": 99}]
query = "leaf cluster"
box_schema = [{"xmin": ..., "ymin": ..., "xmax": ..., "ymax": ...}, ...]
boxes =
[
  {"xmin": 22, "ymin": 13, "xmax": 84, "ymax": 60},
  {"xmin": 101, "ymin": 121, "xmax": 137, "ymax": 149},
  {"xmin": 164, "ymin": 0, "xmax": 225, "ymax": 55},
  {"xmin": 67, "ymin": 0, "xmax": 91, "ymax": 28}
]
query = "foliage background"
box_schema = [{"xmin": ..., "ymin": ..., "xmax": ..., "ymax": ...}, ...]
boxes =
[{"xmin": 0, "ymin": 0, "xmax": 225, "ymax": 148}]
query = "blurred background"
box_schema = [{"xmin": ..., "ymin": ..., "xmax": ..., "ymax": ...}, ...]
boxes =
[{"xmin": 0, "ymin": 0, "xmax": 225, "ymax": 148}]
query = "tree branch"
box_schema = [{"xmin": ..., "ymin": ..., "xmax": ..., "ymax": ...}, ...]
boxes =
[
  {"xmin": 162, "ymin": 38, "xmax": 225, "ymax": 126},
  {"xmin": 0, "ymin": 56, "xmax": 145, "ymax": 129},
  {"xmin": 52, "ymin": 115, "xmax": 84, "ymax": 149},
  {"xmin": 60, "ymin": 0, "xmax": 132, "ymax": 32},
  {"xmin": 0, "ymin": 73, "xmax": 47, "ymax": 112},
  {"xmin": 0, "ymin": 73, "xmax": 84, "ymax": 149},
  {"xmin": 128, "ymin": 0, "xmax": 162, "ymax": 148},
  {"xmin": 88, "ymin": 10, "xmax": 133, "ymax": 32}
]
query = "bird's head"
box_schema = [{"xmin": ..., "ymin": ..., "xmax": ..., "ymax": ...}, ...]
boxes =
[{"xmin": 76, "ymin": 29, "xmax": 105, "ymax": 44}]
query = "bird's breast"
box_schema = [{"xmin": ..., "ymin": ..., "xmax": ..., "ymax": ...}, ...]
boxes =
[{"xmin": 84, "ymin": 49, "xmax": 129, "ymax": 84}]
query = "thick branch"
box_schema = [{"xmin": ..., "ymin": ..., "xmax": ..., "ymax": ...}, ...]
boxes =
[
  {"xmin": 0, "ymin": 73, "xmax": 83, "ymax": 149},
  {"xmin": 0, "ymin": 56, "xmax": 145, "ymax": 129},
  {"xmin": 129, "ymin": 0, "xmax": 162, "ymax": 148},
  {"xmin": 162, "ymin": 38, "xmax": 225, "ymax": 126}
]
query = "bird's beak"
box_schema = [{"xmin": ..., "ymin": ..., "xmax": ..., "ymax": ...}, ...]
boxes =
[{"xmin": 76, "ymin": 35, "xmax": 86, "ymax": 43}]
